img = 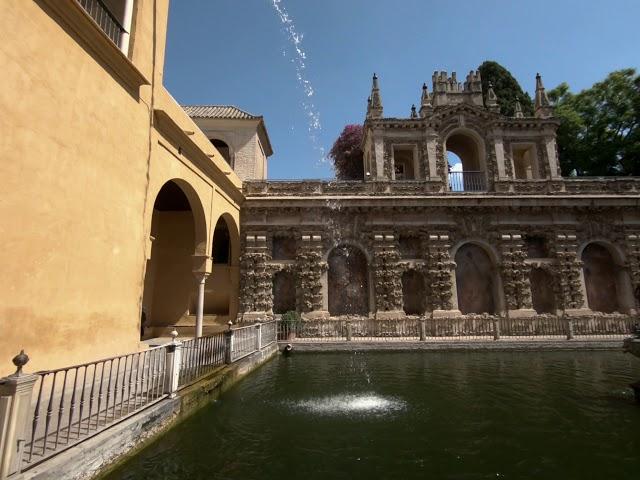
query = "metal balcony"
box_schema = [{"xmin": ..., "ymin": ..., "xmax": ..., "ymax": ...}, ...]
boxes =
[
  {"xmin": 448, "ymin": 171, "xmax": 486, "ymax": 192},
  {"xmin": 77, "ymin": 0, "xmax": 126, "ymax": 48}
]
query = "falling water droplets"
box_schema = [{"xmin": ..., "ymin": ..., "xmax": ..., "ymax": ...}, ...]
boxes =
[{"xmin": 270, "ymin": 0, "xmax": 327, "ymax": 167}]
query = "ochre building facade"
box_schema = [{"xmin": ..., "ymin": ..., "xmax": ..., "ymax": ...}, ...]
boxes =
[
  {"xmin": 1, "ymin": 0, "xmax": 243, "ymax": 375},
  {"xmin": 239, "ymin": 72, "xmax": 640, "ymax": 328}
]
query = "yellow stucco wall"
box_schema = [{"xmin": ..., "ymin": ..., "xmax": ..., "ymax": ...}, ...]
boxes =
[{"xmin": 0, "ymin": 0, "xmax": 242, "ymax": 376}]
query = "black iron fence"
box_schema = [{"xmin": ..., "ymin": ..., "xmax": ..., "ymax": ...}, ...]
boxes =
[
  {"xmin": 448, "ymin": 171, "xmax": 486, "ymax": 192},
  {"xmin": 23, "ymin": 345, "xmax": 167, "ymax": 469},
  {"xmin": 15, "ymin": 320, "xmax": 277, "ymax": 472}
]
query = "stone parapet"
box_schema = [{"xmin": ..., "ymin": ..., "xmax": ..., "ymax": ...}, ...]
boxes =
[{"xmin": 244, "ymin": 177, "xmax": 640, "ymax": 197}]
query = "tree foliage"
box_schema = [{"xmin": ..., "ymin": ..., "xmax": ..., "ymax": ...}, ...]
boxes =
[
  {"xmin": 329, "ymin": 124, "xmax": 364, "ymax": 180},
  {"xmin": 548, "ymin": 69, "xmax": 640, "ymax": 176},
  {"xmin": 478, "ymin": 61, "xmax": 534, "ymax": 116}
]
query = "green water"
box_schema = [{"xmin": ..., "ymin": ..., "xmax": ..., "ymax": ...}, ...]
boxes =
[{"xmin": 104, "ymin": 351, "xmax": 640, "ymax": 480}]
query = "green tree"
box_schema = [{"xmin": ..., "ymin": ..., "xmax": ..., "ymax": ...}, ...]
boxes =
[
  {"xmin": 478, "ymin": 61, "xmax": 534, "ymax": 116},
  {"xmin": 329, "ymin": 124, "xmax": 364, "ymax": 180},
  {"xmin": 548, "ymin": 69, "xmax": 640, "ymax": 176}
]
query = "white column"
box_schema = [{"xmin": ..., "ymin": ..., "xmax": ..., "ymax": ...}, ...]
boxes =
[
  {"xmin": 194, "ymin": 272, "xmax": 209, "ymax": 338},
  {"xmin": 119, "ymin": 0, "xmax": 135, "ymax": 56},
  {"xmin": 545, "ymin": 136, "xmax": 561, "ymax": 179}
]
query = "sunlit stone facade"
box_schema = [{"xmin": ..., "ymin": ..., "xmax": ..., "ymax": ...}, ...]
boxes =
[{"xmin": 239, "ymin": 72, "xmax": 640, "ymax": 327}]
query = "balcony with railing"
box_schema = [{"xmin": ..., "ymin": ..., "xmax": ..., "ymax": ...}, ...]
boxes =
[
  {"xmin": 75, "ymin": 0, "xmax": 133, "ymax": 54},
  {"xmin": 447, "ymin": 171, "xmax": 486, "ymax": 192}
]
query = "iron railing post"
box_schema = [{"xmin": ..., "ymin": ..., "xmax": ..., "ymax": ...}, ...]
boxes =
[
  {"xmin": 0, "ymin": 351, "xmax": 37, "ymax": 479},
  {"xmin": 493, "ymin": 317, "xmax": 501, "ymax": 341},
  {"xmin": 346, "ymin": 321, "xmax": 352, "ymax": 341},
  {"xmin": 224, "ymin": 327, "xmax": 234, "ymax": 365},
  {"xmin": 420, "ymin": 318, "xmax": 426, "ymax": 341},
  {"xmin": 255, "ymin": 323, "xmax": 262, "ymax": 352},
  {"xmin": 164, "ymin": 337, "xmax": 182, "ymax": 398}
]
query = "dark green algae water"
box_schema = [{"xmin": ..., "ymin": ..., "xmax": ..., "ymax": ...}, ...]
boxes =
[{"xmin": 103, "ymin": 351, "xmax": 640, "ymax": 480}]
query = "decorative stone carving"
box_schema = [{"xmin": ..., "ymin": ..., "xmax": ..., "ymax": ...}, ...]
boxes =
[
  {"xmin": 499, "ymin": 233, "xmax": 533, "ymax": 310},
  {"xmin": 372, "ymin": 233, "xmax": 403, "ymax": 314},
  {"xmin": 239, "ymin": 234, "xmax": 273, "ymax": 318},
  {"xmin": 426, "ymin": 234, "xmax": 455, "ymax": 311},
  {"xmin": 295, "ymin": 234, "xmax": 327, "ymax": 313},
  {"xmin": 549, "ymin": 233, "xmax": 584, "ymax": 310}
]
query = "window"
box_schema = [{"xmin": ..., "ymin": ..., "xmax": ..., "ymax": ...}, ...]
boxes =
[
  {"xmin": 512, "ymin": 144, "xmax": 538, "ymax": 179},
  {"xmin": 210, "ymin": 139, "xmax": 232, "ymax": 166}
]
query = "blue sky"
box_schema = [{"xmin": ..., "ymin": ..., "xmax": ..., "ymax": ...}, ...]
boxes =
[{"xmin": 164, "ymin": 0, "xmax": 640, "ymax": 179}]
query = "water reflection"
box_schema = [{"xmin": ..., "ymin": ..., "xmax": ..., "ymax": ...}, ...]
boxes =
[{"xmin": 104, "ymin": 351, "xmax": 640, "ymax": 480}]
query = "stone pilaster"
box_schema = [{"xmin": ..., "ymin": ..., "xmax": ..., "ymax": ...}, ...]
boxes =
[
  {"xmin": 372, "ymin": 233, "xmax": 403, "ymax": 319},
  {"xmin": 499, "ymin": 233, "xmax": 535, "ymax": 317},
  {"xmin": 550, "ymin": 233, "xmax": 587, "ymax": 314},
  {"xmin": 296, "ymin": 234, "xmax": 328, "ymax": 318},
  {"xmin": 239, "ymin": 234, "xmax": 273, "ymax": 321},
  {"xmin": 624, "ymin": 232, "xmax": 640, "ymax": 309},
  {"xmin": 426, "ymin": 233, "xmax": 458, "ymax": 316}
]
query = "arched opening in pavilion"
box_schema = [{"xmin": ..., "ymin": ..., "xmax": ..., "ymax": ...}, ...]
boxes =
[
  {"xmin": 210, "ymin": 138, "xmax": 232, "ymax": 166},
  {"xmin": 445, "ymin": 131, "xmax": 486, "ymax": 192},
  {"xmin": 141, "ymin": 180, "xmax": 206, "ymax": 339},
  {"xmin": 327, "ymin": 244, "xmax": 369, "ymax": 316},
  {"xmin": 402, "ymin": 270, "xmax": 425, "ymax": 315},
  {"xmin": 454, "ymin": 243, "xmax": 498, "ymax": 314}
]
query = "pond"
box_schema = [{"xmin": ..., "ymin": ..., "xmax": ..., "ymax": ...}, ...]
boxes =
[{"xmin": 103, "ymin": 351, "xmax": 640, "ymax": 480}]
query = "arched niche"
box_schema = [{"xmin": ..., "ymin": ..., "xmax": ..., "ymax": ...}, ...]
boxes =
[
  {"xmin": 273, "ymin": 270, "xmax": 296, "ymax": 314},
  {"xmin": 141, "ymin": 180, "xmax": 207, "ymax": 338},
  {"xmin": 444, "ymin": 129, "xmax": 487, "ymax": 192},
  {"xmin": 530, "ymin": 267, "xmax": 556, "ymax": 314},
  {"xmin": 581, "ymin": 242, "xmax": 632, "ymax": 313},
  {"xmin": 327, "ymin": 244, "xmax": 370, "ymax": 316},
  {"xmin": 402, "ymin": 270, "xmax": 425, "ymax": 315},
  {"xmin": 454, "ymin": 242, "xmax": 499, "ymax": 314}
]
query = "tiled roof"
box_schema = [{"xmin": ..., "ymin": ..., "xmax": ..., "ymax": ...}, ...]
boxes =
[{"xmin": 182, "ymin": 105, "xmax": 260, "ymax": 120}]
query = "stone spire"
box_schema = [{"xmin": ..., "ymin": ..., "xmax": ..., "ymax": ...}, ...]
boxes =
[
  {"xmin": 410, "ymin": 104, "xmax": 418, "ymax": 119},
  {"xmin": 534, "ymin": 73, "xmax": 553, "ymax": 118},
  {"xmin": 419, "ymin": 82, "xmax": 432, "ymax": 117},
  {"xmin": 514, "ymin": 98, "xmax": 524, "ymax": 118},
  {"xmin": 486, "ymin": 82, "xmax": 500, "ymax": 112},
  {"xmin": 366, "ymin": 73, "xmax": 383, "ymax": 119}
]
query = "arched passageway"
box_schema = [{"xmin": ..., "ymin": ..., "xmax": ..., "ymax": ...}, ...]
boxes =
[
  {"xmin": 454, "ymin": 243, "xmax": 497, "ymax": 314},
  {"xmin": 582, "ymin": 243, "xmax": 619, "ymax": 313},
  {"xmin": 199, "ymin": 216, "xmax": 238, "ymax": 318},
  {"xmin": 273, "ymin": 270, "xmax": 296, "ymax": 314},
  {"xmin": 445, "ymin": 132, "xmax": 486, "ymax": 192},
  {"xmin": 141, "ymin": 180, "xmax": 202, "ymax": 339},
  {"xmin": 327, "ymin": 245, "xmax": 369, "ymax": 316},
  {"xmin": 402, "ymin": 270, "xmax": 425, "ymax": 315},
  {"xmin": 530, "ymin": 268, "xmax": 556, "ymax": 314}
]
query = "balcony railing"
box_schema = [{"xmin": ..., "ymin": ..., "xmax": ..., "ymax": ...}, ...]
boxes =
[
  {"xmin": 77, "ymin": 0, "xmax": 126, "ymax": 47},
  {"xmin": 448, "ymin": 171, "xmax": 486, "ymax": 192}
]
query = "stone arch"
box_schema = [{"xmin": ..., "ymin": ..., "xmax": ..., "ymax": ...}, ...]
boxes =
[
  {"xmin": 273, "ymin": 270, "xmax": 296, "ymax": 314},
  {"xmin": 402, "ymin": 269, "xmax": 425, "ymax": 315},
  {"xmin": 453, "ymin": 241, "xmax": 501, "ymax": 314},
  {"xmin": 580, "ymin": 241, "xmax": 632, "ymax": 313},
  {"xmin": 327, "ymin": 244, "xmax": 370, "ymax": 316},
  {"xmin": 443, "ymin": 128, "xmax": 487, "ymax": 192},
  {"xmin": 202, "ymin": 213, "xmax": 241, "ymax": 319},
  {"xmin": 141, "ymin": 179, "xmax": 207, "ymax": 338}
]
